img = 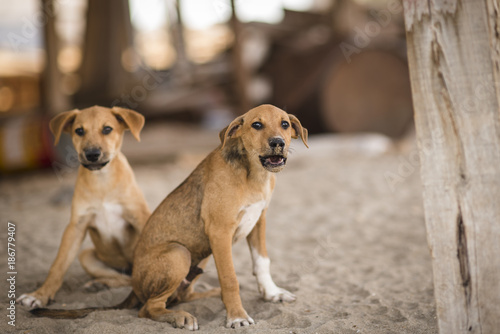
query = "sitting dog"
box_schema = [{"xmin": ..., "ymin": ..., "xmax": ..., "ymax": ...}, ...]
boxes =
[
  {"xmin": 30, "ymin": 104, "xmax": 308, "ymax": 331},
  {"xmin": 18, "ymin": 106, "xmax": 151, "ymax": 309}
]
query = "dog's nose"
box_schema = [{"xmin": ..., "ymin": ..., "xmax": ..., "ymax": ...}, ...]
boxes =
[
  {"xmin": 269, "ymin": 137, "xmax": 285, "ymax": 149},
  {"xmin": 85, "ymin": 148, "xmax": 101, "ymax": 162}
]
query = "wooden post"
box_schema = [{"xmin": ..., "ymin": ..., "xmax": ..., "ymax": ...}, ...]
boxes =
[
  {"xmin": 40, "ymin": 0, "xmax": 70, "ymax": 116},
  {"xmin": 229, "ymin": 0, "xmax": 250, "ymax": 114},
  {"xmin": 403, "ymin": 0, "xmax": 500, "ymax": 333},
  {"xmin": 171, "ymin": 0, "xmax": 190, "ymax": 70},
  {"xmin": 166, "ymin": 0, "xmax": 192, "ymax": 82},
  {"xmin": 74, "ymin": 0, "xmax": 136, "ymax": 106}
]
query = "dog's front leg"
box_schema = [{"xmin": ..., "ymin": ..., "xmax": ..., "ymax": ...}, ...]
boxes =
[
  {"xmin": 209, "ymin": 232, "xmax": 255, "ymax": 328},
  {"xmin": 17, "ymin": 215, "xmax": 88, "ymax": 309},
  {"xmin": 247, "ymin": 212, "xmax": 296, "ymax": 303}
]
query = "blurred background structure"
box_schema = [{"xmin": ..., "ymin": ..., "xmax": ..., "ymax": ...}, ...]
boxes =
[{"xmin": 0, "ymin": 0, "xmax": 413, "ymax": 172}]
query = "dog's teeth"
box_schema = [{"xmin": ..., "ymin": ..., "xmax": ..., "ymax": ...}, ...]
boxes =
[{"xmin": 268, "ymin": 156, "xmax": 281, "ymax": 163}]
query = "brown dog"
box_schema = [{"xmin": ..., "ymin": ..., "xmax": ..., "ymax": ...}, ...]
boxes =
[
  {"xmin": 30, "ymin": 105, "xmax": 307, "ymax": 330},
  {"xmin": 130, "ymin": 104, "xmax": 308, "ymax": 330},
  {"xmin": 17, "ymin": 106, "xmax": 151, "ymax": 309}
]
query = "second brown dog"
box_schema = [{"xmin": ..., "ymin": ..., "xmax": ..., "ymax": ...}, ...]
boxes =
[{"xmin": 18, "ymin": 106, "xmax": 150, "ymax": 309}]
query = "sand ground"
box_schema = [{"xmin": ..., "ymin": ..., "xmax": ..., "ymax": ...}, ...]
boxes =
[{"xmin": 1, "ymin": 124, "xmax": 437, "ymax": 334}]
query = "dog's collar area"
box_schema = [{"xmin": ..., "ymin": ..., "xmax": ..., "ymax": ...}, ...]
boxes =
[
  {"xmin": 259, "ymin": 155, "xmax": 287, "ymax": 169},
  {"xmin": 82, "ymin": 161, "xmax": 110, "ymax": 171}
]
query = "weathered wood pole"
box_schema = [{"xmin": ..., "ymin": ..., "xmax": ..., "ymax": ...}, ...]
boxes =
[{"xmin": 403, "ymin": 0, "xmax": 500, "ymax": 333}]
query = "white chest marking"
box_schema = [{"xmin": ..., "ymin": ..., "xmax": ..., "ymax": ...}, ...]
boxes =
[
  {"xmin": 93, "ymin": 202, "xmax": 127, "ymax": 244},
  {"xmin": 233, "ymin": 200, "xmax": 267, "ymax": 243}
]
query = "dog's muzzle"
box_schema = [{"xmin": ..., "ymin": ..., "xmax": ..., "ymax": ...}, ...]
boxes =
[
  {"xmin": 81, "ymin": 148, "xmax": 109, "ymax": 170},
  {"xmin": 260, "ymin": 137, "xmax": 288, "ymax": 172}
]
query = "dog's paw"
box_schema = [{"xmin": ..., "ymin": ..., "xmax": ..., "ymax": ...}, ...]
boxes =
[
  {"xmin": 225, "ymin": 317, "xmax": 255, "ymax": 328},
  {"xmin": 83, "ymin": 279, "xmax": 109, "ymax": 292},
  {"xmin": 263, "ymin": 287, "xmax": 296, "ymax": 303},
  {"xmin": 17, "ymin": 293, "xmax": 48, "ymax": 309},
  {"xmin": 171, "ymin": 311, "xmax": 199, "ymax": 331},
  {"xmin": 226, "ymin": 310, "xmax": 255, "ymax": 328}
]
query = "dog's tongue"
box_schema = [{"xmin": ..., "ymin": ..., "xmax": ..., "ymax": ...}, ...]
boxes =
[{"xmin": 269, "ymin": 156, "xmax": 283, "ymax": 164}]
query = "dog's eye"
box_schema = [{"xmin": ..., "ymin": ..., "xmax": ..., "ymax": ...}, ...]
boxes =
[
  {"xmin": 281, "ymin": 121, "xmax": 290, "ymax": 129},
  {"xmin": 251, "ymin": 122, "xmax": 263, "ymax": 130},
  {"xmin": 75, "ymin": 128, "xmax": 84, "ymax": 136},
  {"xmin": 102, "ymin": 126, "xmax": 113, "ymax": 135}
]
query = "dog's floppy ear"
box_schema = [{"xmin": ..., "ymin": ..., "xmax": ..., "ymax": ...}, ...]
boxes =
[
  {"xmin": 111, "ymin": 107, "xmax": 145, "ymax": 142},
  {"xmin": 288, "ymin": 114, "xmax": 309, "ymax": 148},
  {"xmin": 49, "ymin": 109, "xmax": 79, "ymax": 145},
  {"xmin": 220, "ymin": 115, "xmax": 244, "ymax": 149}
]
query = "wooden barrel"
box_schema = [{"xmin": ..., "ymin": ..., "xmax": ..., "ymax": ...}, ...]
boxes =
[{"xmin": 319, "ymin": 50, "xmax": 413, "ymax": 138}]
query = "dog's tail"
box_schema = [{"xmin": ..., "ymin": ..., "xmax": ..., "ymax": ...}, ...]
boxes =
[{"xmin": 30, "ymin": 291, "xmax": 140, "ymax": 319}]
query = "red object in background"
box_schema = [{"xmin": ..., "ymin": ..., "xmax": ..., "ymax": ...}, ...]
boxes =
[{"xmin": 0, "ymin": 116, "xmax": 56, "ymax": 172}]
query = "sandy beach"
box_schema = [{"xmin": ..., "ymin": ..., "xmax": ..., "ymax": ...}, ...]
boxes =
[{"xmin": 1, "ymin": 125, "xmax": 437, "ymax": 334}]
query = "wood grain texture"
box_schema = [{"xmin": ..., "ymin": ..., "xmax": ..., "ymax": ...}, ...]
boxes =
[{"xmin": 403, "ymin": 0, "xmax": 500, "ymax": 333}]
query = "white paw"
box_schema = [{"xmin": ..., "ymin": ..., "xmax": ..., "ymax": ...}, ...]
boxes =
[
  {"xmin": 17, "ymin": 294, "xmax": 44, "ymax": 309},
  {"xmin": 264, "ymin": 287, "xmax": 296, "ymax": 303},
  {"xmin": 225, "ymin": 316, "xmax": 255, "ymax": 328}
]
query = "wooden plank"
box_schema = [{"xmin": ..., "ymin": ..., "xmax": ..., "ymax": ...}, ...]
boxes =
[{"xmin": 403, "ymin": 0, "xmax": 500, "ymax": 333}]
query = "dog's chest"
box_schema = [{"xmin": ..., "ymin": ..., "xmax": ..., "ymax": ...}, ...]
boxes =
[
  {"xmin": 233, "ymin": 200, "xmax": 267, "ymax": 243},
  {"xmin": 90, "ymin": 202, "xmax": 127, "ymax": 243}
]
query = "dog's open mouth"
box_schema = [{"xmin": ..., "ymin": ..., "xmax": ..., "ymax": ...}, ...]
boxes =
[
  {"xmin": 82, "ymin": 161, "xmax": 109, "ymax": 171},
  {"xmin": 259, "ymin": 155, "xmax": 287, "ymax": 171}
]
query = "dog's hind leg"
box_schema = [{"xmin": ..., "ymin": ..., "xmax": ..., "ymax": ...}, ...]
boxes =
[
  {"xmin": 177, "ymin": 257, "xmax": 221, "ymax": 303},
  {"xmin": 135, "ymin": 243, "xmax": 199, "ymax": 330},
  {"xmin": 79, "ymin": 248, "xmax": 131, "ymax": 291}
]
